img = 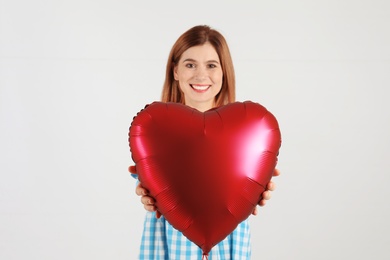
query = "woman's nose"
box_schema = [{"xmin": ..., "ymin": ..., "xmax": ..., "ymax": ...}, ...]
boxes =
[{"xmin": 194, "ymin": 67, "xmax": 207, "ymax": 80}]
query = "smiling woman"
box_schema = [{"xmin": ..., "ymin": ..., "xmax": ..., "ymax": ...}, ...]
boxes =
[{"xmin": 130, "ymin": 25, "xmax": 279, "ymax": 260}]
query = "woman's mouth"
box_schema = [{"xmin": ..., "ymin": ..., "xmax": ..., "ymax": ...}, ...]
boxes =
[{"xmin": 190, "ymin": 84, "xmax": 211, "ymax": 92}]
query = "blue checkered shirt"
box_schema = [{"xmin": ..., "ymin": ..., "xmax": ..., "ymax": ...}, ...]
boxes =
[
  {"xmin": 132, "ymin": 175, "xmax": 252, "ymax": 259},
  {"xmin": 138, "ymin": 212, "xmax": 251, "ymax": 260}
]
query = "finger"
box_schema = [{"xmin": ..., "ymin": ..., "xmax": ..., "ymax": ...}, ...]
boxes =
[
  {"xmin": 273, "ymin": 168, "xmax": 281, "ymax": 177},
  {"xmin": 258, "ymin": 199, "xmax": 267, "ymax": 207},
  {"xmin": 252, "ymin": 207, "xmax": 258, "ymax": 216},
  {"xmin": 135, "ymin": 182, "xmax": 148, "ymax": 196},
  {"xmin": 267, "ymin": 181, "xmax": 276, "ymax": 191},
  {"xmin": 141, "ymin": 195, "xmax": 155, "ymax": 205},
  {"xmin": 262, "ymin": 190, "xmax": 272, "ymax": 201},
  {"xmin": 128, "ymin": 165, "xmax": 137, "ymax": 174},
  {"xmin": 144, "ymin": 204, "xmax": 157, "ymax": 212}
]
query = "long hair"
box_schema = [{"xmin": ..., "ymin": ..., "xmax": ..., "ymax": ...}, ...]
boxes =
[{"xmin": 161, "ymin": 25, "xmax": 236, "ymax": 107}]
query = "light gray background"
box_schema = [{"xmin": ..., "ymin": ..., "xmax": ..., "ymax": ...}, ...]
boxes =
[{"xmin": 1, "ymin": 0, "xmax": 389, "ymax": 259}]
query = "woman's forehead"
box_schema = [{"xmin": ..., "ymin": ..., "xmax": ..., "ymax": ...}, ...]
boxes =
[{"xmin": 179, "ymin": 43, "xmax": 220, "ymax": 62}]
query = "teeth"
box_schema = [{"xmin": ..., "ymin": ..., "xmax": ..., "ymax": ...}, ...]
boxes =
[{"xmin": 192, "ymin": 85, "xmax": 209, "ymax": 90}]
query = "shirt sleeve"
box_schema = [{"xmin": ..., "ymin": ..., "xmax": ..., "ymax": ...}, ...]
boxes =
[{"xmin": 131, "ymin": 173, "xmax": 140, "ymax": 186}]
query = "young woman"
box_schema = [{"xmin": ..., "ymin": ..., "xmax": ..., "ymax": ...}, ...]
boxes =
[{"xmin": 130, "ymin": 25, "xmax": 280, "ymax": 259}]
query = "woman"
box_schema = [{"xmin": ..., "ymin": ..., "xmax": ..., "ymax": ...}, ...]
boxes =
[{"xmin": 130, "ymin": 25, "xmax": 280, "ymax": 259}]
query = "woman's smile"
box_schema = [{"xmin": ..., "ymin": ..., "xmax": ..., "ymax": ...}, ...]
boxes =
[{"xmin": 190, "ymin": 84, "xmax": 211, "ymax": 92}]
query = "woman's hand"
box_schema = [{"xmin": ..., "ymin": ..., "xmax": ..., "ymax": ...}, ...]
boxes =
[
  {"xmin": 129, "ymin": 166, "xmax": 162, "ymax": 218},
  {"xmin": 252, "ymin": 168, "xmax": 280, "ymax": 216}
]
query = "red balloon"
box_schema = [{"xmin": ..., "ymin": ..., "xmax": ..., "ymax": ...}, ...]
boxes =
[{"xmin": 128, "ymin": 101, "xmax": 281, "ymax": 256}]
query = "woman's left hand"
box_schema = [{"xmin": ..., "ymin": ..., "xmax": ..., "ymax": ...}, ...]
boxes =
[{"xmin": 252, "ymin": 168, "xmax": 280, "ymax": 216}]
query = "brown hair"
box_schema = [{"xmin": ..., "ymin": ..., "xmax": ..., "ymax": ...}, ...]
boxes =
[{"xmin": 161, "ymin": 25, "xmax": 236, "ymax": 107}]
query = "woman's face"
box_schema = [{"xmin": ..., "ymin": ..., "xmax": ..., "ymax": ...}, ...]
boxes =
[{"xmin": 174, "ymin": 43, "xmax": 223, "ymax": 112}]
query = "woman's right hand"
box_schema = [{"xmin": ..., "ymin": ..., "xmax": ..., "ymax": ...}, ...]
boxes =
[{"xmin": 129, "ymin": 166, "xmax": 161, "ymax": 218}]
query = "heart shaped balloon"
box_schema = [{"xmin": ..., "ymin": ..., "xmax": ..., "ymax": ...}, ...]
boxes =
[{"xmin": 128, "ymin": 101, "xmax": 281, "ymax": 256}]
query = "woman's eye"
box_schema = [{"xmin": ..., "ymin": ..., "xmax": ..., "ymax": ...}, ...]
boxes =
[
  {"xmin": 185, "ymin": 63, "xmax": 195, "ymax": 68},
  {"xmin": 208, "ymin": 64, "xmax": 217, "ymax": 68}
]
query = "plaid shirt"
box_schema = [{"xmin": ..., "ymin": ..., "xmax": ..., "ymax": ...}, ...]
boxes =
[{"xmin": 138, "ymin": 212, "xmax": 251, "ymax": 260}]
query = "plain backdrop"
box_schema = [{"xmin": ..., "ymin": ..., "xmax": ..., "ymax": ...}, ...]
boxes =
[{"xmin": 1, "ymin": 0, "xmax": 389, "ymax": 259}]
